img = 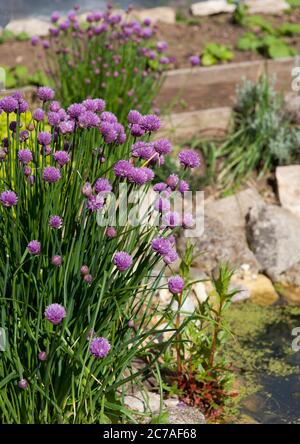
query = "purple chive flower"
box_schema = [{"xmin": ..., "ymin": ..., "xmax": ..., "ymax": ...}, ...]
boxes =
[
  {"xmin": 113, "ymin": 251, "xmax": 133, "ymax": 272},
  {"xmin": 24, "ymin": 166, "xmax": 31, "ymax": 176},
  {"xmin": 0, "ymin": 96, "xmax": 18, "ymax": 113},
  {"xmin": 81, "ymin": 182, "xmax": 93, "ymax": 197},
  {"xmin": 0, "ymin": 190, "xmax": 18, "ymax": 207},
  {"xmin": 18, "ymin": 99, "xmax": 29, "ymax": 113},
  {"xmin": 151, "ymin": 237, "xmax": 172, "ymax": 255},
  {"xmin": 82, "ymin": 99, "xmax": 100, "ymax": 112},
  {"xmin": 80, "ymin": 265, "xmax": 89, "ymax": 275},
  {"xmin": 178, "ymin": 149, "xmax": 200, "ymax": 168},
  {"xmin": 38, "ymin": 131, "xmax": 52, "ymax": 146},
  {"xmin": 86, "ymin": 194, "xmax": 104, "ymax": 212},
  {"xmin": 106, "ymin": 227, "xmax": 117, "ymax": 238},
  {"xmin": 59, "ymin": 120, "xmax": 75, "ymax": 134},
  {"xmin": 163, "ymin": 249, "xmax": 179, "ymax": 265},
  {"xmin": 130, "ymin": 124, "xmax": 145, "ymax": 138},
  {"xmin": 94, "ymin": 178, "xmax": 112, "ymax": 193},
  {"xmin": 190, "ymin": 55, "xmax": 200, "ymax": 67},
  {"xmin": 93, "ymin": 98, "xmax": 106, "ymax": 112},
  {"xmin": 51, "ymin": 11, "xmax": 60, "ymax": 23},
  {"xmin": 157, "ymin": 41, "xmax": 168, "ymax": 53},
  {"xmin": 49, "ymin": 101, "xmax": 61, "ymax": 112},
  {"xmin": 101, "ymin": 111, "xmax": 118, "ymax": 123},
  {"xmin": 132, "ymin": 142, "xmax": 156, "ymax": 161},
  {"xmin": 51, "ymin": 255, "xmax": 62, "ymax": 267},
  {"xmin": 90, "ymin": 337, "xmax": 111, "ymax": 358},
  {"xmin": 168, "ymin": 275, "xmax": 185, "ymax": 294},
  {"xmin": 182, "ymin": 213, "xmax": 195, "ymax": 229},
  {"xmin": 49, "ymin": 215, "xmax": 63, "ymax": 229},
  {"xmin": 67, "ymin": 103, "xmax": 84, "ymax": 119},
  {"xmin": 163, "ymin": 211, "xmax": 181, "ymax": 228},
  {"xmin": 27, "ymin": 240, "xmax": 41, "ymax": 255},
  {"xmin": 128, "ymin": 167, "xmax": 148, "ymax": 185},
  {"xmin": 143, "ymin": 167, "xmax": 155, "ymax": 182},
  {"xmin": 166, "ymin": 174, "xmax": 179, "ymax": 190},
  {"xmin": 53, "ymin": 150, "xmax": 70, "ymax": 167},
  {"xmin": 31, "ymin": 35, "xmax": 40, "ymax": 46},
  {"xmin": 113, "ymin": 160, "xmax": 133, "ymax": 178},
  {"xmin": 153, "ymin": 183, "xmax": 167, "ymax": 193},
  {"xmin": 33, "ymin": 108, "xmax": 45, "ymax": 122},
  {"xmin": 45, "ymin": 303, "xmax": 66, "ymax": 325},
  {"xmin": 47, "ymin": 111, "xmax": 61, "ymax": 127},
  {"xmin": 37, "ymin": 87, "xmax": 55, "ymax": 102},
  {"xmin": 159, "ymin": 56, "xmax": 170, "ymax": 65},
  {"xmin": 178, "ymin": 180, "xmax": 190, "ymax": 193},
  {"xmin": 78, "ymin": 111, "xmax": 100, "ymax": 129},
  {"xmin": 18, "ymin": 149, "xmax": 33, "ymax": 164},
  {"xmin": 141, "ymin": 114, "xmax": 161, "ymax": 132},
  {"xmin": 38, "ymin": 351, "xmax": 47, "ymax": 361},
  {"xmin": 83, "ymin": 274, "xmax": 93, "ymax": 284},
  {"xmin": 128, "ymin": 110, "xmax": 142, "ymax": 124},
  {"xmin": 155, "ymin": 197, "xmax": 171, "ymax": 213},
  {"xmin": 43, "ymin": 166, "xmax": 61, "ymax": 183},
  {"xmin": 154, "ymin": 139, "xmax": 172, "ymax": 155},
  {"xmin": 18, "ymin": 379, "xmax": 28, "ymax": 389}
]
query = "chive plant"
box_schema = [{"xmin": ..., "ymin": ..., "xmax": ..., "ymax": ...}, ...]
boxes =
[{"xmin": 0, "ymin": 86, "xmax": 200, "ymax": 423}]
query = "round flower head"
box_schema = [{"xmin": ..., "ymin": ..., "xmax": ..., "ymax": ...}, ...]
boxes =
[
  {"xmin": 0, "ymin": 96, "xmax": 18, "ymax": 113},
  {"xmin": 38, "ymin": 351, "xmax": 47, "ymax": 361},
  {"xmin": 90, "ymin": 337, "xmax": 111, "ymax": 359},
  {"xmin": 163, "ymin": 248, "xmax": 178, "ymax": 265},
  {"xmin": 33, "ymin": 108, "xmax": 44, "ymax": 122},
  {"xmin": 45, "ymin": 303, "xmax": 66, "ymax": 325},
  {"xmin": 83, "ymin": 273, "xmax": 93, "ymax": 284},
  {"xmin": 51, "ymin": 11, "xmax": 60, "ymax": 23},
  {"xmin": 154, "ymin": 139, "xmax": 172, "ymax": 155},
  {"xmin": 130, "ymin": 124, "xmax": 145, "ymax": 138},
  {"xmin": 78, "ymin": 111, "xmax": 100, "ymax": 129},
  {"xmin": 163, "ymin": 211, "xmax": 181, "ymax": 228},
  {"xmin": 18, "ymin": 149, "xmax": 33, "ymax": 164},
  {"xmin": 49, "ymin": 215, "xmax": 63, "ymax": 229},
  {"xmin": 37, "ymin": 87, "xmax": 55, "ymax": 102},
  {"xmin": 18, "ymin": 379, "xmax": 28, "ymax": 390},
  {"xmin": 31, "ymin": 35, "xmax": 40, "ymax": 46},
  {"xmin": 128, "ymin": 110, "xmax": 142, "ymax": 125},
  {"xmin": 182, "ymin": 213, "xmax": 195, "ymax": 229},
  {"xmin": 128, "ymin": 167, "xmax": 149, "ymax": 185},
  {"xmin": 141, "ymin": 114, "xmax": 161, "ymax": 132},
  {"xmin": 166, "ymin": 174, "xmax": 179, "ymax": 190},
  {"xmin": 190, "ymin": 55, "xmax": 200, "ymax": 67},
  {"xmin": 67, "ymin": 103, "xmax": 85, "ymax": 119},
  {"xmin": 43, "ymin": 166, "xmax": 61, "ymax": 183},
  {"xmin": 86, "ymin": 194, "xmax": 104, "ymax": 212},
  {"xmin": 27, "ymin": 240, "xmax": 41, "ymax": 255},
  {"xmin": 113, "ymin": 160, "xmax": 133, "ymax": 178},
  {"xmin": 49, "ymin": 101, "xmax": 61, "ymax": 112},
  {"xmin": 0, "ymin": 190, "xmax": 18, "ymax": 207},
  {"xmin": 113, "ymin": 251, "xmax": 133, "ymax": 272},
  {"xmin": 168, "ymin": 275, "xmax": 184, "ymax": 294},
  {"xmin": 151, "ymin": 237, "xmax": 172, "ymax": 256},
  {"xmin": 178, "ymin": 149, "xmax": 200, "ymax": 169},
  {"xmin": 53, "ymin": 150, "xmax": 70, "ymax": 167},
  {"xmin": 51, "ymin": 255, "xmax": 62, "ymax": 267},
  {"xmin": 178, "ymin": 180, "xmax": 190, "ymax": 193},
  {"xmin": 80, "ymin": 265, "xmax": 89, "ymax": 275},
  {"xmin": 82, "ymin": 182, "xmax": 93, "ymax": 197},
  {"xmin": 153, "ymin": 183, "xmax": 167, "ymax": 193},
  {"xmin": 94, "ymin": 178, "xmax": 112, "ymax": 193},
  {"xmin": 106, "ymin": 227, "xmax": 117, "ymax": 238},
  {"xmin": 157, "ymin": 41, "xmax": 168, "ymax": 52},
  {"xmin": 47, "ymin": 111, "xmax": 61, "ymax": 127},
  {"xmin": 155, "ymin": 196, "xmax": 170, "ymax": 213},
  {"xmin": 38, "ymin": 131, "xmax": 52, "ymax": 146}
]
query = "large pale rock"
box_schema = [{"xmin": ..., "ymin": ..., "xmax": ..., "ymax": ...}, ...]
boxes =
[
  {"xmin": 178, "ymin": 189, "xmax": 263, "ymax": 274},
  {"xmin": 130, "ymin": 7, "xmax": 176, "ymax": 24},
  {"xmin": 164, "ymin": 404, "xmax": 206, "ymax": 424},
  {"xmin": 276, "ymin": 165, "xmax": 300, "ymax": 220},
  {"xmin": 245, "ymin": 0, "xmax": 290, "ymax": 15},
  {"xmin": 191, "ymin": 1, "xmax": 235, "ymax": 17},
  {"xmin": 231, "ymin": 274, "xmax": 279, "ymax": 306},
  {"xmin": 5, "ymin": 18, "xmax": 49, "ymax": 37},
  {"xmin": 247, "ymin": 204, "xmax": 300, "ymax": 281}
]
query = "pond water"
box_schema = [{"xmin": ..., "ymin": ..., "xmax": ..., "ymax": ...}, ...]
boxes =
[
  {"xmin": 0, "ymin": 0, "xmax": 206, "ymax": 25},
  {"xmin": 227, "ymin": 302, "xmax": 300, "ymax": 424}
]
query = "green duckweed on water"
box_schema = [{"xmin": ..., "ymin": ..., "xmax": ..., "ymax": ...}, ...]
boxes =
[{"xmin": 222, "ymin": 301, "xmax": 300, "ymax": 423}]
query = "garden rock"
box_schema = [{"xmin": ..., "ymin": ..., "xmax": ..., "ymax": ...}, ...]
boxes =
[
  {"xmin": 231, "ymin": 274, "xmax": 279, "ymax": 306},
  {"xmin": 130, "ymin": 7, "xmax": 176, "ymax": 24},
  {"xmin": 246, "ymin": 204, "xmax": 300, "ymax": 281},
  {"xmin": 245, "ymin": 0, "xmax": 290, "ymax": 15},
  {"xmin": 191, "ymin": 1, "xmax": 235, "ymax": 17},
  {"xmin": 276, "ymin": 165, "xmax": 300, "ymax": 220},
  {"xmin": 5, "ymin": 18, "xmax": 49, "ymax": 36},
  {"xmin": 164, "ymin": 404, "xmax": 206, "ymax": 424},
  {"xmin": 178, "ymin": 189, "xmax": 263, "ymax": 274}
]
